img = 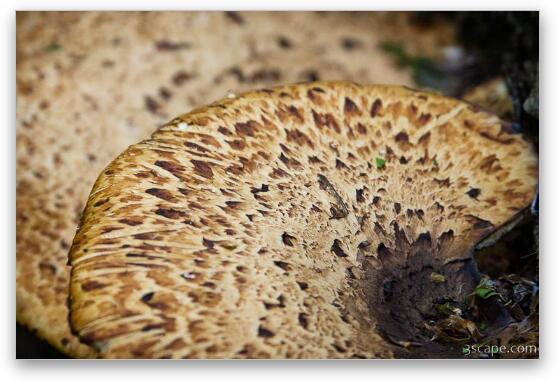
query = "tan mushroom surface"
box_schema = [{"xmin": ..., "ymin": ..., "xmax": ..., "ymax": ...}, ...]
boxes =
[
  {"xmin": 17, "ymin": 11, "xmax": 422, "ymax": 357},
  {"xmin": 68, "ymin": 81, "xmax": 538, "ymax": 358}
]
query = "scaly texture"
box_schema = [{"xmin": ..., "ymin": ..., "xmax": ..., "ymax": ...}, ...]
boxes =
[
  {"xmin": 69, "ymin": 82, "xmax": 537, "ymax": 358},
  {"xmin": 16, "ymin": 11, "xmax": 415, "ymax": 357}
]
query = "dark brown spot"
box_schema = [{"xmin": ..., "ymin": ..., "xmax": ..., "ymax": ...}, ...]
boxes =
[
  {"xmin": 184, "ymin": 142, "xmax": 208, "ymax": 153},
  {"xmin": 331, "ymin": 239, "xmax": 348, "ymax": 257},
  {"xmin": 356, "ymin": 188, "xmax": 365, "ymax": 203},
  {"xmin": 81, "ymin": 280, "xmax": 106, "ymax": 291},
  {"xmin": 374, "ymin": 222, "xmax": 386, "ymax": 236},
  {"xmin": 297, "ymin": 281, "xmax": 309, "ymax": 290},
  {"xmin": 142, "ymin": 323, "xmax": 166, "ymax": 332},
  {"xmin": 235, "ymin": 121, "xmax": 258, "ymax": 137},
  {"xmin": 433, "ymin": 177, "xmax": 451, "ymax": 188},
  {"xmin": 394, "ymin": 131, "xmax": 409, "ymax": 143},
  {"xmin": 394, "ymin": 202, "xmax": 401, "ymax": 214},
  {"xmin": 371, "ymin": 99, "xmax": 383, "ymax": 117},
  {"xmin": 226, "ymin": 66, "xmax": 245, "ymax": 82},
  {"xmin": 264, "ymin": 294, "xmax": 285, "ymax": 310},
  {"xmin": 101, "ymin": 226, "xmax": 121, "ymax": 234},
  {"xmin": 332, "ymin": 343, "xmax": 347, "ymax": 353},
  {"xmin": 418, "ymin": 113, "xmax": 432, "ymax": 125},
  {"xmin": 270, "ymin": 168, "xmax": 287, "ymax": 178},
  {"xmin": 228, "ymin": 139, "xmax": 246, "ymax": 150},
  {"xmin": 416, "ymin": 232, "xmax": 432, "ymax": 244},
  {"xmin": 344, "ymin": 97, "xmax": 360, "ymax": 115},
  {"xmin": 159, "ymin": 87, "xmax": 172, "ymax": 100},
  {"xmin": 203, "ymin": 238, "xmax": 215, "ymax": 249},
  {"xmin": 251, "ymin": 184, "xmax": 269, "ymax": 194},
  {"xmin": 218, "ymin": 126, "xmax": 232, "ymax": 136},
  {"xmin": 225, "ymin": 11, "xmax": 244, "ymax": 25},
  {"xmin": 279, "ymin": 152, "xmax": 302, "ymax": 169},
  {"xmin": 155, "ymin": 208, "xmax": 186, "ymax": 219},
  {"xmin": 300, "ymin": 69, "xmax": 320, "ymax": 82},
  {"xmin": 434, "ymin": 201, "xmax": 445, "ymax": 212},
  {"xmin": 60, "ymin": 240, "xmax": 69, "ymax": 250},
  {"xmin": 141, "ymin": 292, "xmax": 155, "ymax": 303},
  {"xmin": 358, "ymin": 241, "xmax": 371, "ymax": 251},
  {"xmin": 249, "ymin": 68, "xmax": 281, "ymax": 83},
  {"xmin": 465, "ymin": 215, "xmax": 494, "ymax": 230},
  {"xmin": 479, "ymin": 131, "xmax": 513, "ymax": 145},
  {"xmin": 277, "ymin": 36, "xmax": 292, "ymax": 49},
  {"xmin": 146, "ymin": 188, "xmax": 175, "ymax": 202},
  {"xmin": 134, "ymin": 232, "xmax": 156, "ymax": 240},
  {"xmin": 416, "ymin": 209, "xmax": 425, "ymax": 219},
  {"xmin": 308, "ymin": 156, "xmax": 322, "ymax": 164},
  {"xmin": 335, "ymin": 159, "xmax": 348, "ymax": 169},
  {"xmin": 479, "ymin": 154, "xmax": 502, "ymax": 174},
  {"xmin": 346, "ymin": 267, "xmax": 356, "ymax": 279},
  {"xmin": 287, "ymin": 105, "xmax": 304, "ymax": 122},
  {"xmin": 225, "ymin": 200, "xmax": 241, "ymax": 209},
  {"xmin": 155, "ymin": 160, "xmax": 185, "ymax": 178},
  {"xmin": 437, "ymin": 229, "xmax": 454, "ymax": 250},
  {"xmin": 282, "ymin": 232, "xmax": 296, "ymax": 246},
  {"xmin": 144, "ymin": 96, "xmax": 160, "ymax": 114},
  {"xmin": 285, "ymin": 128, "xmax": 313, "ymax": 148},
  {"xmin": 118, "ymin": 218, "xmax": 142, "ymax": 226},
  {"xmin": 155, "ymin": 40, "xmax": 190, "ymax": 51},
  {"xmin": 258, "ymin": 326, "xmax": 275, "ymax": 338},
  {"xmin": 312, "ymin": 111, "xmax": 340, "ymax": 133},
  {"xmin": 418, "ymin": 131, "xmax": 431, "ymax": 145},
  {"xmin": 466, "ymin": 188, "xmax": 481, "ymax": 199},
  {"xmin": 377, "ymin": 243, "xmax": 390, "ymax": 258},
  {"xmin": 341, "ymin": 37, "xmax": 362, "ymax": 50},
  {"xmin": 298, "ymin": 313, "xmax": 309, "ymax": 329},
  {"xmin": 273, "ymin": 261, "xmax": 290, "ymax": 271},
  {"xmin": 172, "ymin": 71, "xmax": 194, "ymax": 86},
  {"xmin": 191, "ymin": 160, "xmax": 213, "ymax": 179}
]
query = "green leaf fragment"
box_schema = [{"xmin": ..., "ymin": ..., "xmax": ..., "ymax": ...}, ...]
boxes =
[
  {"xmin": 474, "ymin": 287, "xmax": 498, "ymax": 299},
  {"xmin": 473, "ymin": 277, "xmax": 501, "ymax": 300},
  {"xmin": 379, "ymin": 41, "xmax": 408, "ymax": 63},
  {"xmin": 44, "ymin": 42, "xmax": 62, "ymax": 52},
  {"xmin": 435, "ymin": 302, "xmax": 462, "ymax": 317},
  {"xmin": 435, "ymin": 302, "xmax": 454, "ymax": 316},
  {"xmin": 430, "ymin": 272, "xmax": 445, "ymax": 283},
  {"xmin": 375, "ymin": 157, "xmax": 386, "ymax": 169},
  {"xmin": 379, "ymin": 40, "xmax": 445, "ymax": 89}
]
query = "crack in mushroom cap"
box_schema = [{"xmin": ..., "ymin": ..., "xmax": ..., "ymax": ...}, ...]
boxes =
[{"xmin": 68, "ymin": 81, "xmax": 537, "ymax": 358}]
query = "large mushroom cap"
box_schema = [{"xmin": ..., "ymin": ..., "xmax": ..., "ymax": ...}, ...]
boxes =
[{"xmin": 69, "ymin": 81, "xmax": 537, "ymax": 358}]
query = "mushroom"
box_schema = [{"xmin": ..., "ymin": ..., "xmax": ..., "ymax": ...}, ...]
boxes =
[{"xmin": 68, "ymin": 81, "xmax": 537, "ymax": 358}]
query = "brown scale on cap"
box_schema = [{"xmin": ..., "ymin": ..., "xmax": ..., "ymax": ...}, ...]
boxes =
[{"xmin": 68, "ymin": 81, "xmax": 537, "ymax": 358}]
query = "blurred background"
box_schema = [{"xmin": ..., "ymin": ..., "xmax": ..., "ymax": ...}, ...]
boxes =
[{"xmin": 16, "ymin": 11, "xmax": 538, "ymax": 358}]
